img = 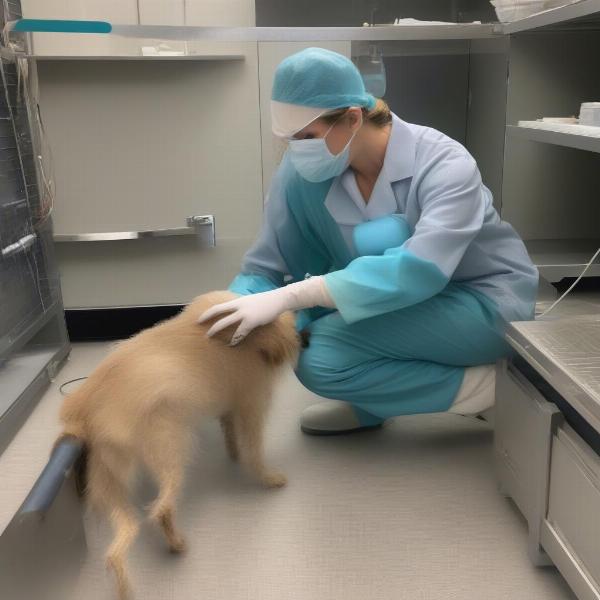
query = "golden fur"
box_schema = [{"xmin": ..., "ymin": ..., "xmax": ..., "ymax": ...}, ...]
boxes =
[{"xmin": 56, "ymin": 291, "xmax": 300, "ymax": 600}]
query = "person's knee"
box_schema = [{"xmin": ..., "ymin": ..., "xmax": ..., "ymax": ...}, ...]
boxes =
[
  {"xmin": 296, "ymin": 345, "xmax": 341, "ymax": 397},
  {"xmin": 296, "ymin": 313, "xmax": 360, "ymax": 397}
]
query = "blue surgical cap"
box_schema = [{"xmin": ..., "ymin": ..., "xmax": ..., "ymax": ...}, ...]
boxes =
[{"xmin": 272, "ymin": 47, "xmax": 376, "ymax": 111}]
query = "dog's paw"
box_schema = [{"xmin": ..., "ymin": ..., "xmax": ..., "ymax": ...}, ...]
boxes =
[
  {"xmin": 169, "ymin": 536, "xmax": 187, "ymax": 555},
  {"xmin": 261, "ymin": 471, "xmax": 288, "ymax": 489}
]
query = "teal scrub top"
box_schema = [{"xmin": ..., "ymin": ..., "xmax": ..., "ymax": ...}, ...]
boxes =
[{"xmin": 230, "ymin": 114, "xmax": 538, "ymax": 326}]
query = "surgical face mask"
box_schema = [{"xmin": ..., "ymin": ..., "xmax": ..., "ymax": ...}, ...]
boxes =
[{"xmin": 288, "ymin": 114, "xmax": 361, "ymax": 183}]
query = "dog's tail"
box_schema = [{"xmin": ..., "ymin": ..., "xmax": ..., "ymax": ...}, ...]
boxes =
[
  {"xmin": 57, "ymin": 386, "xmax": 139, "ymax": 600},
  {"xmin": 87, "ymin": 445, "xmax": 139, "ymax": 600}
]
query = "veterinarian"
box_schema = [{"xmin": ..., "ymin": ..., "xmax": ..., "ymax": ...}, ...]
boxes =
[{"xmin": 200, "ymin": 47, "xmax": 538, "ymax": 435}]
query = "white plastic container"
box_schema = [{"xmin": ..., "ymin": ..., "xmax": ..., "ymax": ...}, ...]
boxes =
[
  {"xmin": 491, "ymin": 1, "xmax": 546, "ymax": 22},
  {"xmin": 579, "ymin": 102, "xmax": 600, "ymax": 127},
  {"xmin": 542, "ymin": 117, "xmax": 578, "ymax": 124},
  {"xmin": 543, "ymin": 0, "xmax": 577, "ymax": 9},
  {"xmin": 490, "ymin": 0, "xmax": 568, "ymax": 22}
]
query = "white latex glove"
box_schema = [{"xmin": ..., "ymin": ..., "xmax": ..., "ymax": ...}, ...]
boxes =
[{"xmin": 198, "ymin": 276, "xmax": 334, "ymax": 345}]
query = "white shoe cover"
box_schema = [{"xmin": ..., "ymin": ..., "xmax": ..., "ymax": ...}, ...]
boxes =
[
  {"xmin": 448, "ymin": 365, "xmax": 496, "ymax": 416},
  {"xmin": 301, "ymin": 400, "xmax": 365, "ymax": 434}
]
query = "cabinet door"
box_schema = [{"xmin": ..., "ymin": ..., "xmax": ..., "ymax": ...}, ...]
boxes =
[
  {"xmin": 40, "ymin": 49, "xmax": 263, "ymax": 308},
  {"xmin": 185, "ymin": 0, "xmax": 255, "ymax": 27},
  {"xmin": 20, "ymin": 0, "xmax": 138, "ymax": 20},
  {"xmin": 542, "ymin": 425, "xmax": 600, "ymax": 600},
  {"xmin": 138, "ymin": 0, "xmax": 185, "ymax": 26}
]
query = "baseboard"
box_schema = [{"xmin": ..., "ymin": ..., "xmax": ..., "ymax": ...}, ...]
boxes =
[{"xmin": 65, "ymin": 305, "xmax": 185, "ymax": 342}]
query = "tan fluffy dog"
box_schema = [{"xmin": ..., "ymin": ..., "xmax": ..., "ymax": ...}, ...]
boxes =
[{"xmin": 56, "ymin": 291, "xmax": 300, "ymax": 600}]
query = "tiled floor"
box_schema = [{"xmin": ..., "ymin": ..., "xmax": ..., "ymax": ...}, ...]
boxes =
[{"xmin": 3, "ymin": 342, "xmax": 576, "ymax": 600}]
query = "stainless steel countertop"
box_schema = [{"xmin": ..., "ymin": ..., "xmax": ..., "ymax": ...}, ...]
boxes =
[{"xmin": 507, "ymin": 312, "xmax": 600, "ymax": 435}]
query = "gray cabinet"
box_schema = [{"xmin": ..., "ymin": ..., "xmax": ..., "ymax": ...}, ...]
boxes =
[
  {"xmin": 498, "ymin": 313, "xmax": 600, "ymax": 600},
  {"xmin": 494, "ymin": 359, "xmax": 562, "ymax": 565},
  {"xmin": 496, "ymin": 362, "xmax": 600, "ymax": 600},
  {"xmin": 543, "ymin": 425, "xmax": 600, "ymax": 600}
]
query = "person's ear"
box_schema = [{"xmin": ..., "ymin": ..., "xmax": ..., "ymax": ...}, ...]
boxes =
[{"xmin": 347, "ymin": 107, "xmax": 363, "ymax": 131}]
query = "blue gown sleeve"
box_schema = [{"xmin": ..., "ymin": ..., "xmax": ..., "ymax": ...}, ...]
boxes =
[
  {"xmin": 227, "ymin": 162, "xmax": 315, "ymax": 331},
  {"xmin": 228, "ymin": 273, "xmax": 280, "ymax": 296},
  {"xmin": 228, "ymin": 167, "xmax": 290, "ymax": 296},
  {"xmin": 324, "ymin": 148, "xmax": 486, "ymax": 323}
]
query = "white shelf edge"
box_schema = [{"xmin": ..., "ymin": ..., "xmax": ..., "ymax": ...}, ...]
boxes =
[
  {"xmin": 19, "ymin": 23, "xmax": 501, "ymax": 45},
  {"xmin": 525, "ymin": 239, "xmax": 600, "ymax": 281},
  {"xmin": 28, "ymin": 54, "xmax": 245, "ymax": 62},
  {"xmin": 503, "ymin": 0, "xmax": 600, "ymax": 34},
  {"xmin": 535, "ymin": 264, "xmax": 600, "ymax": 282},
  {"xmin": 507, "ymin": 124, "xmax": 600, "ymax": 154}
]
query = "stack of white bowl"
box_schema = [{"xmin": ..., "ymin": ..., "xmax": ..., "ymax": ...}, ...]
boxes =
[{"xmin": 490, "ymin": 0, "xmax": 577, "ymax": 22}]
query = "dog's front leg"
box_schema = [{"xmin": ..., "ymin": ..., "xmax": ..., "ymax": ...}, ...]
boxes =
[
  {"xmin": 220, "ymin": 413, "xmax": 239, "ymax": 462},
  {"xmin": 235, "ymin": 403, "xmax": 287, "ymax": 489}
]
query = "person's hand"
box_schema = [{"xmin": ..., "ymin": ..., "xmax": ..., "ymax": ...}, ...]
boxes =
[
  {"xmin": 198, "ymin": 290, "xmax": 288, "ymax": 346},
  {"xmin": 198, "ymin": 276, "xmax": 335, "ymax": 346}
]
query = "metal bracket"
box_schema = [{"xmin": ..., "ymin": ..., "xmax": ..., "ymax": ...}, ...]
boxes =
[{"xmin": 186, "ymin": 214, "xmax": 216, "ymax": 247}]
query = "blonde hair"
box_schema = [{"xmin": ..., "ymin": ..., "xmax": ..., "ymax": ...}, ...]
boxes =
[{"xmin": 320, "ymin": 98, "xmax": 392, "ymax": 129}]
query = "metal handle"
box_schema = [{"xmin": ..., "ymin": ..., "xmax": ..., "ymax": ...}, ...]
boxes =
[
  {"xmin": 53, "ymin": 215, "xmax": 215, "ymax": 246},
  {"xmin": 1, "ymin": 233, "xmax": 37, "ymax": 258}
]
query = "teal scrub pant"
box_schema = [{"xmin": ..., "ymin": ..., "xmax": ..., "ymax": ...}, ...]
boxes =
[{"xmin": 295, "ymin": 284, "xmax": 512, "ymax": 425}]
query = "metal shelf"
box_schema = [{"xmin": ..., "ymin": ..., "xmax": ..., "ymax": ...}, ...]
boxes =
[
  {"xmin": 123, "ymin": 23, "xmax": 501, "ymax": 41},
  {"xmin": 526, "ymin": 239, "xmax": 600, "ymax": 282},
  {"xmin": 503, "ymin": 0, "xmax": 600, "ymax": 34},
  {"xmin": 507, "ymin": 124, "xmax": 600, "ymax": 153},
  {"xmin": 8, "ymin": 20, "xmax": 501, "ymax": 46},
  {"xmin": 506, "ymin": 315, "xmax": 600, "ymax": 434}
]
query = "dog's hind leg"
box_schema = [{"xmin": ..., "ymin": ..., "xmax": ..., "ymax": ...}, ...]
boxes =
[
  {"xmin": 220, "ymin": 413, "xmax": 239, "ymax": 462},
  {"xmin": 235, "ymin": 401, "xmax": 287, "ymax": 489},
  {"xmin": 142, "ymin": 410, "xmax": 189, "ymax": 554},
  {"xmin": 87, "ymin": 447, "xmax": 138, "ymax": 600}
]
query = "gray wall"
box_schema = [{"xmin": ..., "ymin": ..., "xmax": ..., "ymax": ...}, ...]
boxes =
[
  {"xmin": 256, "ymin": 0, "xmax": 497, "ymax": 25},
  {"xmin": 460, "ymin": 0, "xmax": 497, "ymax": 22},
  {"xmin": 466, "ymin": 36, "xmax": 509, "ymax": 209},
  {"xmin": 382, "ymin": 49, "xmax": 470, "ymax": 145}
]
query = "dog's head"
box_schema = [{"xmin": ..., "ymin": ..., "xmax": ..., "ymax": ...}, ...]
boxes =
[
  {"xmin": 191, "ymin": 291, "xmax": 301, "ymax": 367},
  {"xmin": 255, "ymin": 310, "xmax": 301, "ymax": 367}
]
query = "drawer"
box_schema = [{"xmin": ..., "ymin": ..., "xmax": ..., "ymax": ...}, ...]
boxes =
[
  {"xmin": 542, "ymin": 424, "xmax": 600, "ymax": 599},
  {"xmin": 494, "ymin": 360, "xmax": 560, "ymax": 521}
]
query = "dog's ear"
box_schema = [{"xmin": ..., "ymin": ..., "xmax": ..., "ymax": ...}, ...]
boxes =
[{"xmin": 256, "ymin": 312, "xmax": 300, "ymax": 366}]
